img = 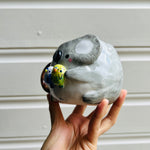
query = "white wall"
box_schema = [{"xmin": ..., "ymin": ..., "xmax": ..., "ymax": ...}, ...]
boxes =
[{"xmin": 0, "ymin": 0, "xmax": 150, "ymax": 149}]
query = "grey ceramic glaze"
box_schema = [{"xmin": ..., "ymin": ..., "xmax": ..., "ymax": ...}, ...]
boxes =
[{"xmin": 42, "ymin": 34, "xmax": 123, "ymax": 105}]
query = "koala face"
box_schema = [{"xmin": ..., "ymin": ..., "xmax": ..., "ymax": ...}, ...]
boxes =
[
  {"xmin": 52, "ymin": 34, "xmax": 101, "ymax": 69},
  {"xmin": 52, "ymin": 44, "xmax": 75, "ymax": 69}
]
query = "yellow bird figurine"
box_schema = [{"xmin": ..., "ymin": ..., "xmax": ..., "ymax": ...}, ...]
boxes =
[{"xmin": 51, "ymin": 64, "xmax": 66, "ymax": 88}]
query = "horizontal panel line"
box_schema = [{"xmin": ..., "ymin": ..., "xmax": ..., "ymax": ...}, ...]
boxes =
[
  {"xmin": 99, "ymin": 133, "xmax": 150, "ymax": 145},
  {"xmin": 115, "ymin": 46, "xmax": 150, "ymax": 49},
  {"xmin": 1, "ymin": 59, "xmax": 148, "ymax": 64},
  {"xmin": 0, "ymin": 93, "xmax": 149, "ymax": 109},
  {"xmin": 0, "ymin": 47, "xmax": 150, "ymax": 63},
  {"xmin": 0, "ymin": 49, "xmax": 55, "ymax": 54},
  {"xmin": 1, "ymin": 46, "xmax": 150, "ymax": 50},
  {"xmin": 0, "ymin": 93, "xmax": 149, "ymax": 101},
  {"xmin": 0, "ymin": 47, "xmax": 57, "ymax": 50},
  {"xmin": 1, "ymin": 1, "xmax": 150, "ymax": 9},
  {"xmin": 1, "ymin": 132, "xmax": 150, "ymax": 140},
  {"xmin": 0, "ymin": 47, "xmax": 150, "ymax": 52},
  {"xmin": 0, "ymin": 132, "xmax": 150, "ymax": 148}
]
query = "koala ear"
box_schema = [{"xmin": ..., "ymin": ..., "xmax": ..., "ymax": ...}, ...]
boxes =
[
  {"xmin": 75, "ymin": 38, "xmax": 94, "ymax": 54},
  {"xmin": 73, "ymin": 34, "xmax": 101, "ymax": 65}
]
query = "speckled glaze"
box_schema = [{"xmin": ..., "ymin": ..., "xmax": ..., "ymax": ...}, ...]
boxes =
[{"xmin": 41, "ymin": 34, "xmax": 123, "ymax": 105}]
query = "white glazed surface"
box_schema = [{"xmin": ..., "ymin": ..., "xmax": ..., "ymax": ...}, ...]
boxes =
[{"xmin": 47, "ymin": 35, "xmax": 123, "ymax": 105}]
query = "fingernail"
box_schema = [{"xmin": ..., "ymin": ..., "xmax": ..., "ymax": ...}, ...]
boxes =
[
  {"xmin": 104, "ymin": 99, "xmax": 109, "ymax": 105},
  {"xmin": 124, "ymin": 89, "xmax": 128, "ymax": 94},
  {"xmin": 121, "ymin": 89, "xmax": 127, "ymax": 98}
]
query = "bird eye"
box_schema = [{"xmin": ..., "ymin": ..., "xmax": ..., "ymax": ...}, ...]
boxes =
[
  {"xmin": 53, "ymin": 50, "xmax": 62, "ymax": 63},
  {"xmin": 60, "ymin": 70, "xmax": 62, "ymax": 72},
  {"xmin": 65, "ymin": 54, "xmax": 69, "ymax": 59}
]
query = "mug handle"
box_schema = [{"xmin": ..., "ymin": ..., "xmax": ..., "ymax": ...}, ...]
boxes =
[{"xmin": 40, "ymin": 62, "xmax": 51, "ymax": 93}]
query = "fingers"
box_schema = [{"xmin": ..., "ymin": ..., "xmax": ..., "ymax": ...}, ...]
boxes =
[
  {"xmin": 99, "ymin": 89, "xmax": 127, "ymax": 135},
  {"xmin": 72, "ymin": 105, "xmax": 87, "ymax": 115},
  {"xmin": 87, "ymin": 110, "xmax": 95, "ymax": 120},
  {"xmin": 86, "ymin": 99, "xmax": 109, "ymax": 145},
  {"xmin": 47, "ymin": 94, "xmax": 65, "ymax": 126},
  {"xmin": 87, "ymin": 105, "xmax": 110, "ymax": 120}
]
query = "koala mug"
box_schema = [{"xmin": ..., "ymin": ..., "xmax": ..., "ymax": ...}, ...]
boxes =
[{"xmin": 41, "ymin": 34, "xmax": 123, "ymax": 105}]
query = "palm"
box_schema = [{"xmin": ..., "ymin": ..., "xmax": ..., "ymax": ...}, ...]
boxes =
[
  {"xmin": 66, "ymin": 111, "xmax": 96, "ymax": 150},
  {"xmin": 42, "ymin": 90, "xmax": 127, "ymax": 150}
]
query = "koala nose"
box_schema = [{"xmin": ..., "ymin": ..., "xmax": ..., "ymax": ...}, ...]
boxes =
[{"xmin": 53, "ymin": 50, "xmax": 62, "ymax": 63}]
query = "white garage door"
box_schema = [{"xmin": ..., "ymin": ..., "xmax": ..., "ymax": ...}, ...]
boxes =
[{"xmin": 0, "ymin": 1, "xmax": 150, "ymax": 150}]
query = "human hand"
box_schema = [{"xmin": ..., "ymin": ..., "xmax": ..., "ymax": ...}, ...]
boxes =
[{"xmin": 41, "ymin": 89, "xmax": 127, "ymax": 150}]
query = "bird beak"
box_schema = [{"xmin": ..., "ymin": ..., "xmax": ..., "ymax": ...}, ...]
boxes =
[{"xmin": 53, "ymin": 68, "xmax": 57, "ymax": 73}]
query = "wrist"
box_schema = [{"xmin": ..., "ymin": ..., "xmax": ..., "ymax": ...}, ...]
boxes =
[{"xmin": 41, "ymin": 132, "xmax": 67, "ymax": 150}]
